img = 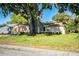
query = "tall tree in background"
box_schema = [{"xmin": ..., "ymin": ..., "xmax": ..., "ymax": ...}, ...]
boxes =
[
  {"xmin": 55, "ymin": 4, "xmax": 79, "ymax": 15},
  {"xmin": 66, "ymin": 15, "xmax": 79, "ymax": 33},
  {"xmin": 55, "ymin": 3, "xmax": 79, "ymax": 33},
  {"xmin": 53, "ymin": 13, "xmax": 70, "ymax": 24},
  {"xmin": 74, "ymin": 15, "xmax": 79, "ymax": 32}
]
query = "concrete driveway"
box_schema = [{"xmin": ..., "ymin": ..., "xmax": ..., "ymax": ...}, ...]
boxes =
[{"xmin": 0, "ymin": 44, "xmax": 79, "ymax": 56}]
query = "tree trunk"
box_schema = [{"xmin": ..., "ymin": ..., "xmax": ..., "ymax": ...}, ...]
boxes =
[
  {"xmin": 35, "ymin": 16, "xmax": 40, "ymax": 34},
  {"xmin": 26, "ymin": 4, "xmax": 36, "ymax": 35},
  {"xmin": 74, "ymin": 20, "xmax": 78, "ymax": 33}
]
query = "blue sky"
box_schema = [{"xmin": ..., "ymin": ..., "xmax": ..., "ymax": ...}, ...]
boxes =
[
  {"xmin": 0, "ymin": 6, "xmax": 72, "ymax": 25},
  {"xmin": 0, "ymin": 8, "xmax": 11, "ymax": 24},
  {"xmin": 41, "ymin": 6, "xmax": 58, "ymax": 22}
]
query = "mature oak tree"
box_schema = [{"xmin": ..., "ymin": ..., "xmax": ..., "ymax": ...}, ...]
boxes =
[{"xmin": 0, "ymin": 3, "xmax": 52, "ymax": 35}]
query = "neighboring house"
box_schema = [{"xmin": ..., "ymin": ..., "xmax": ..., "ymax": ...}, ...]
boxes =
[
  {"xmin": 0, "ymin": 26, "xmax": 9, "ymax": 34},
  {"xmin": 0, "ymin": 22, "xmax": 65, "ymax": 35},
  {"xmin": 0, "ymin": 24, "xmax": 16, "ymax": 34}
]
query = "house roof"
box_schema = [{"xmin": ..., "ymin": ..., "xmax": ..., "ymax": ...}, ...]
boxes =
[
  {"xmin": 42, "ymin": 22, "xmax": 64, "ymax": 27},
  {"xmin": 7, "ymin": 23, "xmax": 29, "ymax": 27}
]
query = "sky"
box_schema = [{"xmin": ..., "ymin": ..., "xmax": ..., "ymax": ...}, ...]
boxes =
[
  {"xmin": 0, "ymin": 8, "xmax": 11, "ymax": 24},
  {"xmin": 41, "ymin": 6, "xmax": 58, "ymax": 22},
  {"xmin": 0, "ymin": 5, "xmax": 72, "ymax": 25}
]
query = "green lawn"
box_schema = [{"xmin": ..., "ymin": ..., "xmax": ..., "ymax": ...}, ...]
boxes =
[{"xmin": 0, "ymin": 33, "xmax": 79, "ymax": 52}]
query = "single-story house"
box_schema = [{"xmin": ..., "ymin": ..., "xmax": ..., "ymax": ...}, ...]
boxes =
[
  {"xmin": 10, "ymin": 22, "xmax": 65, "ymax": 34},
  {"xmin": 0, "ymin": 22, "xmax": 65, "ymax": 35}
]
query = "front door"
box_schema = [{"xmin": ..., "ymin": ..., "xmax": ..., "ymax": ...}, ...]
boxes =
[{"xmin": 43, "ymin": 27, "xmax": 45, "ymax": 32}]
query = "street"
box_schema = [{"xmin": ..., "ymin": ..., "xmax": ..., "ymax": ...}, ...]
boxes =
[{"xmin": 0, "ymin": 44, "xmax": 79, "ymax": 56}]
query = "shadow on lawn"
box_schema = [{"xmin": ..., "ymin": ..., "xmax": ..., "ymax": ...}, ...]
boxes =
[{"xmin": 75, "ymin": 33, "xmax": 79, "ymax": 40}]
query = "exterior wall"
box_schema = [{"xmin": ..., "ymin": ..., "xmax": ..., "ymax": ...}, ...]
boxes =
[
  {"xmin": 0, "ymin": 23, "xmax": 65, "ymax": 35},
  {"xmin": 59, "ymin": 27, "xmax": 65, "ymax": 34},
  {"xmin": 38, "ymin": 25, "xmax": 65, "ymax": 34},
  {"xmin": 11, "ymin": 24, "xmax": 30, "ymax": 34},
  {"xmin": 45, "ymin": 26, "xmax": 65, "ymax": 34},
  {"xmin": 0, "ymin": 26, "xmax": 9, "ymax": 34},
  {"xmin": 50, "ymin": 27, "xmax": 60, "ymax": 33}
]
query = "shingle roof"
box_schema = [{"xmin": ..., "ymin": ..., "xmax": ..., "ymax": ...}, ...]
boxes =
[{"xmin": 42, "ymin": 22, "xmax": 64, "ymax": 27}]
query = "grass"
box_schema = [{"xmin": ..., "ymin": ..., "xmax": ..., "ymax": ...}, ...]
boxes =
[{"xmin": 0, "ymin": 33, "xmax": 79, "ymax": 52}]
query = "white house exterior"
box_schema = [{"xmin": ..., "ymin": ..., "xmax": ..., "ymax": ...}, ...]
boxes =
[
  {"xmin": 0, "ymin": 26, "xmax": 9, "ymax": 34},
  {"xmin": 11, "ymin": 24, "xmax": 30, "ymax": 34},
  {"xmin": 0, "ymin": 22, "xmax": 65, "ymax": 34},
  {"xmin": 38, "ymin": 22, "xmax": 65, "ymax": 34}
]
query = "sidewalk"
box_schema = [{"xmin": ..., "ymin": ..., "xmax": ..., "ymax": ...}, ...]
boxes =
[{"xmin": 0, "ymin": 44, "xmax": 79, "ymax": 56}]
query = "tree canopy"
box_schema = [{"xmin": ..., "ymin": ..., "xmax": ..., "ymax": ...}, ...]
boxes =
[
  {"xmin": 55, "ymin": 4, "xmax": 79, "ymax": 15},
  {"xmin": 53, "ymin": 13, "xmax": 70, "ymax": 24},
  {"xmin": 11, "ymin": 13, "xmax": 28, "ymax": 24}
]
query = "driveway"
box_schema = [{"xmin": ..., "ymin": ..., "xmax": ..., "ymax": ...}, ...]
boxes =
[{"xmin": 0, "ymin": 44, "xmax": 79, "ymax": 56}]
